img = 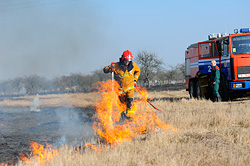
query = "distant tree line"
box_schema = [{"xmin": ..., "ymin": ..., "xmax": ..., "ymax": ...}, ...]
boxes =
[
  {"xmin": 135, "ymin": 51, "xmax": 185, "ymax": 87},
  {"xmin": 0, "ymin": 51, "xmax": 185, "ymax": 96},
  {"xmin": 0, "ymin": 70, "xmax": 110, "ymax": 96}
]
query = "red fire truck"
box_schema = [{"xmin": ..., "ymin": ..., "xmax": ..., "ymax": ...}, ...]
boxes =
[{"xmin": 185, "ymin": 28, "xmax": 250, "ymax": 100}]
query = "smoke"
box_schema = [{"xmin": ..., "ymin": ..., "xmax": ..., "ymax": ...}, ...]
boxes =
[
  {"xmin": 55, "ymin": 107, "xmax": 94, "ymax": 145},
  {"xmin": 30, "ymin": 94, "xmax": 40, "ymax": 112},
  {"xmin": 0, "ymin": 0, "xmax": 107, "ymax": 81},
  {"xmin": 52, "ymin": 136, "xmax": 67, "ymax": 149}
]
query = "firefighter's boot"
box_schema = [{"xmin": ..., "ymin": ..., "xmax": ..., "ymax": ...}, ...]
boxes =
[
  {"xmin": 121, "ymin": 109, "xmax": 135, "ymax": 121},
  {"xmin": 121, "ymin": 111, "xmax": 129, "ymax": 120},
  {"xmin": 120, "ymin": 98, "xmax": 134, "ymax": 121},
  {"xmin": 126, "ymin": 98, "xmax": 134, "ymax": 119},
  {"xmin": 212, "ymin": 96, "xmax": 217, "ymax": 102},
  {"xmin": 217, "ymin": 96, "xmax": 221, "ymax": 102}
]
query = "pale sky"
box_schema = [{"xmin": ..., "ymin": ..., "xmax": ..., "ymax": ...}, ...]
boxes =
[{"xmin": 0, "ymin": 0, "xmax": 249, "ymax": 80}]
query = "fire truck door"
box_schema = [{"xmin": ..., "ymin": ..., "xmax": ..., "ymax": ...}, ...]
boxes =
[
  {"xmin": 220, "ymin": 39, "xmax": 230, "ymax": 80},
  {"xmin": 198, "ymin": 41, "xmax": 219, "ymax": 75}
]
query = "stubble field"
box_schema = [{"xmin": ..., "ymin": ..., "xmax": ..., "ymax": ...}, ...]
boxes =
[{"xmin": 0, "ymin": 88, "xmax": 249, "ymax": 166}]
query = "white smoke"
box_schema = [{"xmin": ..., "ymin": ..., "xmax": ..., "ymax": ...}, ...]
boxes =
[
  {"xmin": 52, "ymin": 136, "xmax": 67, "ymax": 149},
  {"xmin": 55, "ymin": 108, "xmax": 94, "ymax": 146},
  {"xmin": 30, "ymin": 94, "xmax": 40, "ymax": 112}
]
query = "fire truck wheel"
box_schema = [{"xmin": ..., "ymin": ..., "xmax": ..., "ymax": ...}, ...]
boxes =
[
  {"xmin": 189, "ymin": 80, "xmax": 196, "ymax": 98},
  {"xmin": 196, "ymin": 81, "xmax": 202, "ymax": 99}
]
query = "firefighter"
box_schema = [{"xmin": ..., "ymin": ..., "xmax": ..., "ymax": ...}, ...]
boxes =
[
  {"xmin": 210, "ymin": 60, "xmax": 221, "ymax": 102},
  {"xmin": 103, "ymin": 50, "xmax": 141, "ymax": 120}
]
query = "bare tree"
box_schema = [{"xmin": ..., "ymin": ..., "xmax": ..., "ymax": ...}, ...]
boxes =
[
  {"xmin": 23, "ymin": 75, "xmax": 47, "ymax": 94},
  {"xmin": 176, "ymin": 63, "xmax": 185, "ymax": 81},
  {"xmin": 165, "ymin": 66, "xmax": 177, "ymax": 84},
  {"xmin": 160, "ymin": 63, "xmax": 185, "ymax": 84},
  {"xmin": 135, "ymin": 51, "xmax": 163, "ymax": 87}
]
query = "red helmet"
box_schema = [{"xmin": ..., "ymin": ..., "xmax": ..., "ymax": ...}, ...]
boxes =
[{"xmin": 122, "ymin": 50, "xmax": 133, "ymax": 61}]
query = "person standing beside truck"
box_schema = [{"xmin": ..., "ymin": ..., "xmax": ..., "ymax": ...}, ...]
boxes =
[
  {"xmin": 103, "ymin": 50, "xmax": 141, "ymax": 120},
  {"xmin": 210, "ymin": 60, "xmax": 221, "ymax": 102}
]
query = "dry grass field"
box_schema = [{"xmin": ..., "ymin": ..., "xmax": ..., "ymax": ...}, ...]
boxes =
[{"xmin": 1, "ymin": 89, "xmax": 250, "ymax": 166}]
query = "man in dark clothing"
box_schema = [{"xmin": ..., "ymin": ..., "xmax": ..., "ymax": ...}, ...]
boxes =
[{"xmin": 210, "ymin": 60, "xmax": 221, "ymax": 102}]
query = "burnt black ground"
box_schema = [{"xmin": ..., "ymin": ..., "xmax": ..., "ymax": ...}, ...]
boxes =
[
  {"xmin": 0, "ymin": 106, "xmax": 95, "ymax": 164},
  {"xmin": 147, "ymin": 83, "xmax": 186, "ymax": 91}
]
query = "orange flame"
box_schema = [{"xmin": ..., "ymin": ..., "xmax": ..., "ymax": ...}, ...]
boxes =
[
  {"xmin": 19, "ymin": 141, "xmax": 58, "ymax": 164},
  {"xmin": 0, "ymin": 163, "xmax": 13, "ymax": 166},
  {"xmin": 93, "ymin": 80, "xmax": 176, "ymax": 145}
]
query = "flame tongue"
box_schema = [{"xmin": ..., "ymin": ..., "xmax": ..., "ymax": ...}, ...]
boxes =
[
  {"xmin": 19, "ymin": 141, "xmax": 57, "ymax": 164},
  {"xmin": 93, "ymin": 80, "xmax": 176, "ymax": 144}
]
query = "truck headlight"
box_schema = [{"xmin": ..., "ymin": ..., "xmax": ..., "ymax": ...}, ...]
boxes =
[{"xmin": 233, "ymin": 83, "xmax": 243, "ymax": 89}]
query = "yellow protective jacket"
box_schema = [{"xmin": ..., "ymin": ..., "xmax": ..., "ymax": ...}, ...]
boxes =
[{"xmin": 104, "ymin": 61, "xmax": 140, "ymax": 92}]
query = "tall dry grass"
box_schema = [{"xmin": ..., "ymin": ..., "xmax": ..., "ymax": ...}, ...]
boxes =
[{"xmin": 3, "ymin": 90, "xmax": 250, "ymax": 166}]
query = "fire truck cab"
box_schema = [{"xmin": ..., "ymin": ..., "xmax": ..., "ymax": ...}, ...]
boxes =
[{"xmin": 185, "ymin": 28, "xmax": 250, "ymax": 100}]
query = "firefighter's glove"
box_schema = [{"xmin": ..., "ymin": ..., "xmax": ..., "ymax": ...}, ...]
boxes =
[
  {"xmin": 109, "ymin": 68, "xmax": 114, "ymax": 73},
  {"xmin": 109, "ymin": 62, "xmax": 115, "ymax": 73}
]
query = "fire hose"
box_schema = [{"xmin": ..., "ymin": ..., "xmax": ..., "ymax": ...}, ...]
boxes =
[
  {"xmin": 109, "ymin": 62, "xmax": 115, "ymax": 126},
  {"xmin": 134, "ymin": 83, "xmax": 163, "ymax": 112}
]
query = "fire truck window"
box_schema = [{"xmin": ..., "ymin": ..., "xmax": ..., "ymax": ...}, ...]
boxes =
[
  {"xmin": 200, "ymin": 42, "xmax": 218, "ymax": 58},
  {"xmin": 232, "ymin": 35, "xmax": 250, "ymax": 55},
  {"xmin": 200, "ymin": 43, "xmax": 212, "ymax": 58}
]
